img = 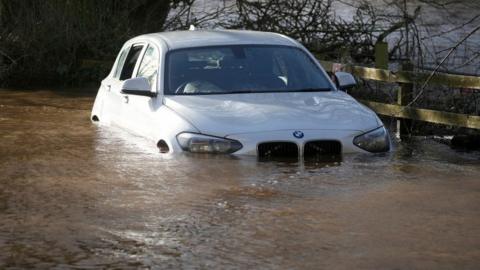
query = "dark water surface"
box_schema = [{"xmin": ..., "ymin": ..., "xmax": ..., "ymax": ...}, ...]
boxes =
[{"xmin": 1, "ymin": 89, "xmax": 479, "ymax": 269}]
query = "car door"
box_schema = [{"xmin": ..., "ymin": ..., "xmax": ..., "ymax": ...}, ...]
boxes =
[
  {"xmin": 108, "ymin": 43, "xmax": 145, "ymax": 127},
  {"xmin": 95, "ymin": 47, "xmax": 128, "ymax": 124},
  {"xmin": 122, "ymin": 44, "xmax": 161, "ymax": 138}
]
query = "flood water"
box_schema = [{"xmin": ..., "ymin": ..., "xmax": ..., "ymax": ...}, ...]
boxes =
[{"xmin": 0, "ymin": 89, "xmax": 479, "ymax": 269}]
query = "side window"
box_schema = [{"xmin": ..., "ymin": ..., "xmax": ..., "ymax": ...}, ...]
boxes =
[
  {"xmin": 136, "ymin": 45, "xmax": 159, "ymax": 91},
  {"xmin": 119, "ymin": 45, "xmax": 144, "ymax": 80},
  {"xmin": 113, "ymin": 49, "xmax": 128, "ymax": 79}
]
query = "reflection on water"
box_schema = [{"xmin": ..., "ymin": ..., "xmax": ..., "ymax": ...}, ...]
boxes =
[{"xmin": 0, "ymin": 89, "xmax": 479, "ymax": 269}]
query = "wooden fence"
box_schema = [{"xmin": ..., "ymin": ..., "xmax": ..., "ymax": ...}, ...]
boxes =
[{"xmin": 319, "ymin": 60, "xmax": 480, "ymax": 137}]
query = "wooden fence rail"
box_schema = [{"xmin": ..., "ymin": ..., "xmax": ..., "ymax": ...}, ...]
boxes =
[
  {"xmin": 360, "ymin": 100, "xmax": 480, "ymax": 130},
  {"xmin": 319, "ymin": 60, "xmax": 480, "ymax": 90},
  {"xmin": 319, "ymin": 60, "xmax": 480, "ymax": 136}
]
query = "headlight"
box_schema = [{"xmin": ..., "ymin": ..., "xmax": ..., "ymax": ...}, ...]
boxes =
[
  {"xmin": 353, "ymin": 126, "xmax": 390, "ymax": 153},
  {"xmin": 176, "ymin": 133, "xmax": 243, "ymax": 154}
]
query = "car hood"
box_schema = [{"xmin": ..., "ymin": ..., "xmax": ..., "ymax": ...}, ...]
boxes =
[{"xmin": 163, "ymin": 91, "xmax": 380, "ymax": 136}]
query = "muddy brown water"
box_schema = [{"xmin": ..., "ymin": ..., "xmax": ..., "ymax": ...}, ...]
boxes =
[{"xmin": 0, "ymin": 89, "xmax": 479, "ymax": 269}]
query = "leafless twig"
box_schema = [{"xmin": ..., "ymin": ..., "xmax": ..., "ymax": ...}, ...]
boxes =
[{"xmin": 406, "ymin": 25, "xmax": 480, "ymax": 107}]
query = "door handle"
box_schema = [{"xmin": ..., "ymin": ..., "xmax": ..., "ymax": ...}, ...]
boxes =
[
  {"xmin": 123, "ymin": 95, "xmax": 129, "ymax": 104},
  {"xmin": 106, "ymin": 85, "xmax": 111, "ymax": 91}
]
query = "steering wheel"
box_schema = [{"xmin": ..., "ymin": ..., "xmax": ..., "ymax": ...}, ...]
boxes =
[
  {"xmin": 175, "ymin": 82, "xmax": 189, "ymax": 94},
  {"xmin": 175, "ymin": 80, "xmax": 223, "ymax": 94}
]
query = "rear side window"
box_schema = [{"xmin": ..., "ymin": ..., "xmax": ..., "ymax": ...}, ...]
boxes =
[
  {"xmin": 113, "ymin": 49, "xmax": 128, "ymax": 78},
  {"xmin": 120, "ymin": 45, "xmax": 143, "ymax": 80}
]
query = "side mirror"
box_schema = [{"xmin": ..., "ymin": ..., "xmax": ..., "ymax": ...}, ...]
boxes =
[
  {"xmin": 121, "ymin": 77, "xmax": 156, "ymax": 97},
  {"xmin": 334, "ymin": 72, "xmax": 356, "ymax": 91}
]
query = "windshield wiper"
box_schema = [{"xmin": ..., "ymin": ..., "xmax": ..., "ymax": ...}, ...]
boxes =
[
  {"xmin": 227, "ymin": 90, "xmax": 258, "ymax": 94},
  {"xmin": 227, "ymin": 88, "xmax": 333, "ymax": 94},
  {"xmin": 291, "ymin": 88, "xmax": 332, "ymax": 92}
]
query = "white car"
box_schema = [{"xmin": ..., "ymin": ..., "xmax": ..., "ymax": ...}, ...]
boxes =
[{"xmin": 91, "ymin": 29, "xmax": 390, "ymax": 157}]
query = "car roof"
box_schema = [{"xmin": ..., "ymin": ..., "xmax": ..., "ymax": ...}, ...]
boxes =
[{"xmin": 135, "ymin": 29, "xmax": 301, "ymax": 50}]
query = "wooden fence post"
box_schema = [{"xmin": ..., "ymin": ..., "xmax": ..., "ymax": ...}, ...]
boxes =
[
  {"xmin": 397, "ymin": 60, "xmax": 414, "ymax": 139},
  {"xmin": 375, "ymin": 42, "xmax": 389, "ymax": 70}
]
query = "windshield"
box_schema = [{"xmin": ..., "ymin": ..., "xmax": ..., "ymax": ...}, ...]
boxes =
[{"xmin": 165, "ymin": 45, "xmax": 333, "ymax": 95}]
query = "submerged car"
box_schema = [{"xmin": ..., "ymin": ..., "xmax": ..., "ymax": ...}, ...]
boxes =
[{"xmin": 91, "ymin": 29, "xmax": 390, "ymax": 157}]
